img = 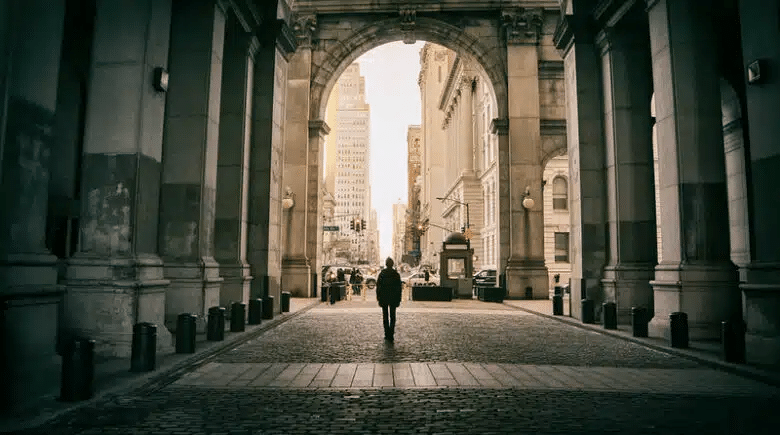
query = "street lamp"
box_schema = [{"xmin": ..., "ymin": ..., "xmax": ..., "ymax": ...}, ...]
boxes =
[
  {"xmin": 436, "ymin": 196, "xmax": 470, "ymax": 237},
  {"xmin": 520, "ymin": 186, "xmax": 534, "ymax": 209}
]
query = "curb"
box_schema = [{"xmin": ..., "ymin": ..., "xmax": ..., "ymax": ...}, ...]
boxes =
[
  {"xmin": 0, "ymin": 299, "xmax": 322, "ymax": 433},
  {"xmin": 505, "ymin": 301, "xmax": 780, "ymax": 388}
]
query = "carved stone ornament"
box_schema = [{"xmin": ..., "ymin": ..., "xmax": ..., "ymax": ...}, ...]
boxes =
[
  {"xmin": 400, "ymin": 7, "xmax": 417, "ymax": 44},
  {"xmin": 502, "ymin": 8, "xmax": 543, "ymax": 45},
  {"xmin": 292, "ymin": 14, "xmax": 317, "ymax": 47}
]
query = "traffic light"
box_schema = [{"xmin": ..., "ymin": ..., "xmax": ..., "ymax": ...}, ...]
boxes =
[
  {"xmin": 350, "ymin": 219, "xmax": 355, "ymax": 231},
  {"xmin": 361, "ymin": 219, "xmax": 366, "ymax": 231}
]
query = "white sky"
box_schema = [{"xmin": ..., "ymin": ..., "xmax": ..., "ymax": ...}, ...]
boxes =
[{"xmin": 355, "ymin": 41, "xmax": 426, "ymax": 260}]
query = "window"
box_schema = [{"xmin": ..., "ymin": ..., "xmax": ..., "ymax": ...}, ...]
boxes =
[
  {"xmin": 553, "ymin": 176, "xmax": 568, "ymax": 210},
  {"xmin": 554, "ymin": 232, "xmax": 570, "ymax": 263}
]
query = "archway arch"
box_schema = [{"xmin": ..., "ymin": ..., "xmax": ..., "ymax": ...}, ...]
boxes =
[{"xmin": 310, "ymin": 16, "xmax": 507, "ymax": 122}]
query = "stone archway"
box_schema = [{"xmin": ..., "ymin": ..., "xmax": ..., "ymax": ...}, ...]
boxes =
[{"xmin": 280, "ymin": 5, "xmax": 565, "ymax": 299}]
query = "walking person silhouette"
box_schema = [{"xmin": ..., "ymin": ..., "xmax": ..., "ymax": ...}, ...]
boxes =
[{"xmin": 376, "ymin": 257, "xmax": 403, "ymax": 341}]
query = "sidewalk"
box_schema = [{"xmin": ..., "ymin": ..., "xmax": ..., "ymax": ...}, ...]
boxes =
[
  {"xmin": 503, "ymin": 298, "xmax": 780, "ymax": 387},
  {"xmin": 0, "ymin": 297, "xmax": 322, "ymax": 433}
]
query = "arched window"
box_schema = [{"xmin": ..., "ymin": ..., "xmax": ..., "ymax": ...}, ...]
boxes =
[{"xmin": 552, "ymin": 176, "xmax": 568, "ymax": 210}]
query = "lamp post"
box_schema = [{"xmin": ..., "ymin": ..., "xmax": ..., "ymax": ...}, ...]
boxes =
[{"xmin": 436, "ymin": 196, "xmax": 470, "ymax": 236}]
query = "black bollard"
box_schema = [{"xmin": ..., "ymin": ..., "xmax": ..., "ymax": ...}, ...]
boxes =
[
  {"xmin": 552, "ymin": 295, "xmax": 563, "ymax": 315},
  {"xmin": 631, "ymin": 306, "xmax": 648, "ymax": 337},
  {"xmin": 207, "ymin": 306, "xmax": 226, "ymax": 341},
  {"xmin": 330, "ymin": 284, "xmax": 337, "ymax": 304},
  {"xmin": 176, "ymin": 313, "xmax": 197, "ymax": 354},
  {"xmin": 281, "ymin": 292, "xmax": 291, "ymax": 313},
  {"xmin": 670, "ymin": 312, "xmax": 688, "ymax": 348},
  {"xmin": 321, "ymin": 285, "xmax": 329, "ymax": 302},
  {"xmin": 230, "ymin": 302, "xmax": 246, "ymax": 332},
  {"xmin": 602, "ymin": 302, "xmax": 617, "ymax": 329},
  {"xmin": 263, "ymin": 296, "xmax": 274, "ymax": 319},
  {"xmin": 524, "ymin": 286, "xmax": 533, "ymax": 300},
  {"xmin": 248, "ymin": 298, "xmax": 263, "ymax": 325},
  {"xmin": 581, "ymin": 299, "xmax": 595, "ymax": 324},
  {"xmin": 60, "ymin": 338, "xmax": 95, "ymax": 402},
  {"xmin": 722, "ymin": 319, "xmax": 746, "ymax": 363},
  {"xmin": 130, "ymin": 323, "xmax": 157, "ymax": 372}
]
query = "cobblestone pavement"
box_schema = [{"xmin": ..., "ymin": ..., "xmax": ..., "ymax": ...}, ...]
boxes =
[{"xmin": 14, "ymin": 296, "xmax": 780, "ymax": 434}]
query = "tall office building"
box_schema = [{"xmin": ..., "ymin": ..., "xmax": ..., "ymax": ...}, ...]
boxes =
[{"xmin": 333, "ymin": 63, "xmax": 372, "ymax": 263}]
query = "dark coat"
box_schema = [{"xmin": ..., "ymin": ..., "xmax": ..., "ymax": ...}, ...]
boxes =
[{"xmin": 376, "ymin": 267, "xmax": 402, "ymax": 307}]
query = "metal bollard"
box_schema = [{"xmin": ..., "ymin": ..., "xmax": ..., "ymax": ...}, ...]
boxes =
[
  {"xmin": 581, "ymin": 299, "xmax": 595, "ymax": 324},
  {"xmin": 602, "ymin": 302, "xmax": 617, "ymax": 329},
  {"xmin": 631, "ymin": 306, "xmax": 648, "ymax": 337},
  {"xmin": 281, "ymin": 292, "xmax": 291, "ymax": 312},
  {"xmin": 321, "ymin": 285, "xmax": 329, "ymax": 302},
  {"xmin": 60, "ymin": 338, "xmax": 95, "ymax": 402},
  {"xmin": 176, "ymin": 313, "xmax": 197, "ymax": 354},
  {"xmin": 263, "ymin": 295, "xmax": 274, "ymax": 319},
  {"xmin": 130, "ymin": 323, "xmax": 157, "ymax": 372},
  {"xmin": 552, "ymin": 295, "xmax": 563, "ymax": 315},
  {"xmin": 670, "ymin": 312, "xmax": 688, "ymax": 348},
  {"xmin": 207, "ymin": 306, "xmax": 226, "ymax": 341},
  {"xmin": 721, "ymin": 319, "xmax": 746, "ymax": 363},
  {"xmin": 230, "ymin": 302, "xmax": 246, "ymax": 332},
  {"xmin": 248, "ymin": 298, "xmax": 263, "ymax": 325}
]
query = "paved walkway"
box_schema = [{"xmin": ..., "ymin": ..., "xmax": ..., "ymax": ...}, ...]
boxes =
[{"xmin": 7, "ymin": 292, "xmax": 780, "ymax": 434}]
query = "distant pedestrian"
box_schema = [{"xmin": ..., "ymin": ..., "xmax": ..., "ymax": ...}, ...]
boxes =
[{"xmin": 376, "ymin": 257, "xmax": 403, "ymax": 341}]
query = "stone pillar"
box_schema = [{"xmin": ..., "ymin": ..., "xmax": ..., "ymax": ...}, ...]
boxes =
[
  {"xmin": 738, "ymin": 0, "xmax": 780, "ymax": 367},
  {"xmin": 0, "ymin": 0, "xmax": 65, "ymax": 408},
  {"xmin": 646, "ymin": 0, "xmax": 739, "ymax": 340},
  {"xmin": 65, "ymin": 0, "xmax": 173, "ymax": 356},
  {"xmin": 459, "ymin": 77, "xmax": 475, "ymax": 176},
  {"xmin": 159, "ymin": 0, "xmax": 226, "ymax": 328},
  {"xmin": 597, "ymin": 24, "xmax": 657, "ymax": 324},
  {"xmin": 247, "ymin": 19, "xmax": 295, "ymax": 309},
  {"xmin": 502, "ymin": 9, "xmax": 548, "ymax": 299},
  {"xmin": 307, "ymin": 120, "xmax": 329, "ymax": 297},
  {"xmin": 281, "ymin": 15, "xmax": 315, "ymax": 297},
  {"xmin": 215, "ymin": 20, "xmax": 255, "ymax": 308},
  {"xmin": 492, "ymin": 118, "xmax": 511, "ymax": 283},
  {"xmin": 553, "ymin": 13, "xmax": 609, "ymax": 320}
]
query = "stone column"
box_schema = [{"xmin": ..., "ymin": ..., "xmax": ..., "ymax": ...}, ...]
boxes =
[
  {"xmin": 459, "ymin": 77, "xmax": 475, "ymax": 176},
  {"xmin": 215, "ymin": 20, "xmax": 255, "ymax": 308},
  {"xmin": 0, "ymin": 0, "xmax": 65, "ymax": 408},
  {"xmin": 247, "ymin": 19, "xmax": 295, "ymax": 310},
  {"xmin": 597, "ymin": 24, "xmax": 657, "ymax": 324},
  {"xmin": 502, "ymin": 9, "xmax": 549, "ymax": 299},
  {"xmin": 159, "ymin": 0, "xmax": 226, "ymax": 328},
  {"xmin": 65, "ymin": 0, "xmax": 173, "ymax": 356},
  {"xmin": 646, "ymin": 0, "xmax": 740, "ymax": 340},
  {"xmin": 492, "ymin": 118, "xmax": 510, "ymax": 285},
  {"xmin": 553, "ymin": 14, "xmax": 609, "ymax": 320},
  {"xmin": 307, "ymin": 120, "xmax": 329, "ymax": 297},
  {"xmin": 738, "ymin": 0, "xmax": 780, "ymax": 367},
  {"xmin": 281, "ymin": 15, "xmax": 316, "ymax": 297}
]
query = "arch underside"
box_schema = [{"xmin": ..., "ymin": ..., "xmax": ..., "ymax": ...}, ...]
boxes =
[{"xmin": 310, "ymin": 15, "xmax": 508, "ymax": 122}]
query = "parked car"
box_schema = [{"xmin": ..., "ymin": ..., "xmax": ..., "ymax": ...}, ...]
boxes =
[
  {"xmin": 473, "ymin": 269, "xmax": 497, "ymax": 290},
  {"xmin": 404, "ymin": 270, "xmax": 440, "ymax": 286}
]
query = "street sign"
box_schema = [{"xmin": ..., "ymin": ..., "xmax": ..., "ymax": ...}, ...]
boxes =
[{"xmin": 323, "ymin": 225, "xmax": 339, "ymax": 231}]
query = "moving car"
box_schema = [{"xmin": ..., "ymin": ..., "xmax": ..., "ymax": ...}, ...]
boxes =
[{"xmin": 404, "ymin": 270, "xmax": 440, "ymax": 286}]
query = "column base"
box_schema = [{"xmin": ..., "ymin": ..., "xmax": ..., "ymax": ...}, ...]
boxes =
[
  {"xmin": 282, "ymin": 257, "xmax": 311, "ymax": 298},
  {"xmin": 217, "ymin": 261, "xmax": 252, "ymax": 307},
  {"xmin": 741, "ymin": 262, "xmax": 780, "ymax": 368},
  {"xmin": 649, "ymin": 262, "xmax": 740, "ymax": 341},
  {"xmin": 65, "ymin": 254, "xmax": 172, "ymax": 358},
  {"xmin": 505, "ymin": 259, "xmax": 548, "ymax": 299},
  {"xmin": 602, "ymin": 263, "xmax": 655, "ymax": 324},
  {"xmin": 163, "ymin": 257, "xmax": 222, "ymax": 333}
]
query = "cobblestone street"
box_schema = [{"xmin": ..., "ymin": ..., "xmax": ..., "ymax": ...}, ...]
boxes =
[{"xmin": 13, "ymin": 296, "xmax": 780, "ymax": 434}]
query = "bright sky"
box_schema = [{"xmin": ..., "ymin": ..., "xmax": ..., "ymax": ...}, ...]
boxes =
[{"xmin": 356, "ymin": 41, "xmax": 426, "ymax": 260}]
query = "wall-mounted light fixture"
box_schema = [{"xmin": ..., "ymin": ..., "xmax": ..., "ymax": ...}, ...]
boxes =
[
  {"xmin": 282, "ymin": 187, "xmax": 295, "ymax": 210},
  {"xmin": 521, "ymin": 186, "xmax": 535, "ymax": 209},
  {"xmin": 747, "ymin": 59, "xmax": 765, "ymax": 85},
  {"xmin": 153, "ymin": 67, "xmax": 169, "ymax": 92}
]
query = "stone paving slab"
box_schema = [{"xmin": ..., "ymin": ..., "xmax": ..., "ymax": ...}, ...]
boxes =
[{"xmin": 169, "ymin": 361, "xmax": 780, "ymax": 396}]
